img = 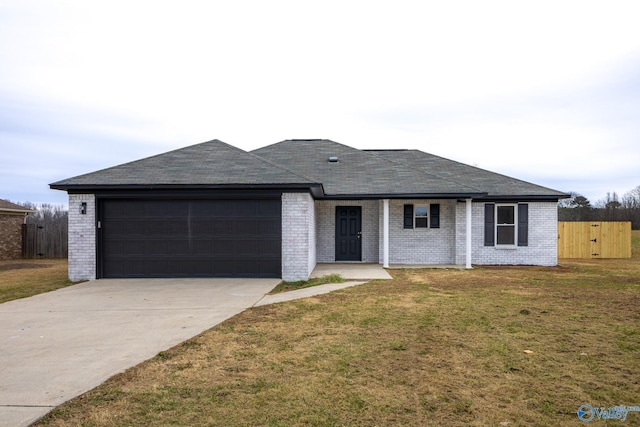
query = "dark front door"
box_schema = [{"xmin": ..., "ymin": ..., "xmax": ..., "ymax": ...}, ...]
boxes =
[{"xmin": 335, "ymin": 206, "xmax": 362, "ymax": 261}]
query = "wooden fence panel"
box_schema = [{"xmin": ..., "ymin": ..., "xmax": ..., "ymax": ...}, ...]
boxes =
[
  {"xmin": 598, "ymin": 221, "xmax": 632, "ymax": 258},
  {"xmin": 558, "ymin": 222, "xmax": 590, "ymax": 258},
  {"xmin": 22, "ymin": 223, "xmax": 68, "ymax": 258},
  {"xmin": 558, "ymin": 221, "xmax": 631, "ymax": 259}
]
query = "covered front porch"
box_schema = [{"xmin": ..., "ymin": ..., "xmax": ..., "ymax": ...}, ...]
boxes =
[
  {"xmin": 313, "ymin": 198, "xmax": 474, "ymax": 269},
  {"xmin": 281, "ymin": 194, "xmax": 474, "ymax": 282},
  {"xmin": 379, "ymin": 198, "xmax": 474, "ymax": 269}
]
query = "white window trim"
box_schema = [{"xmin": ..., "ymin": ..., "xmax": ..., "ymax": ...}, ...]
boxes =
[
  {"xmin": 495, "ymin": 203, "xmax": 517, "ymax": 246},
  {"xmin": 414, "ymin": 205, "xmax": 429, "ymax": 228}
]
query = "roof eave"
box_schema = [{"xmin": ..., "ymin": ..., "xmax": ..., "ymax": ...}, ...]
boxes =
[
  {"xmin": 471, "ymin": 193, "xmax": 571, "ymax": 202},
  {"xmin": 50, "ymin": 183, "xmax": 324, "ymax": 194},
  {"xmin": 0, "ymin": 208, "xmax": 37, "ymax": 214},
  {"xmin": 319, "ymin": 192, "xmax": 488, "ymax": 200}
]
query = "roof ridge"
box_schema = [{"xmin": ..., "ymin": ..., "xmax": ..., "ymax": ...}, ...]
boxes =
[
  {"xmin": 253, "ymin": 139, "xmax": 489, "ymax": 197},
  {"xmin": 243, "ymin": 147, "xmax": 322, "ymax": 184},
  {"xmin": 50, "ymin": 140, "xmax": 227, "ymax": 184},
  {"xmin": 284, "ymin": 139, "xmax": 329, "ymax": 142},
  {"xmin": 252, "ymin": 138, "xmax": 363, "ymax": 181},
  {"xmin": 208, "ymin": 140, "xmax": 322, "ymax": 184},
  {"xmin": 363, "ymin": 149, "xmax": 410, "ymax": 152},
  {"xmin": 51, "ymin": 139, "xmax": 323, "ymax": 188}
]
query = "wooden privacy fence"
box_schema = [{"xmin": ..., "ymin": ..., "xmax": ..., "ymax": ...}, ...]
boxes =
[
  {"xmin": 22, "ymin": 222, "xmax": 68, "ymax": 258},
  {"xmin": 558, "ymin": 221, "xmax": 632, "ymax": 259}
]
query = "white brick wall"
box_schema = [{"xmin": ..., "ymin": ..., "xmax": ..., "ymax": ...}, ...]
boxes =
[
  {"xmin": 67, "ymin": 193, "xmax": 556, "ymax": 282},
  {"xmin": 380, "ymin": 199, "xmax": 457, "ymax": 264},
  {"xmin": 281, "ymin": 193, "xmax": 316, "ymax": 281},
  {"xmin": 307, "ymin": 195, "xmax": 317, "ymax": 276},
  {"xmin": 315, "ymin": 200, "xmax": 379, "ymax": 263},
  {"xmin": 455, "ymin": 201, "xmax": 558, "ymax": 266},
  {"xmin": 68, "ymin": 194, "xmax": 96, "ymax": 281}
]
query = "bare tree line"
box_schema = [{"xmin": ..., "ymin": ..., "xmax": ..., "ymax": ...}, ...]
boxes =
[
  {"xmin": 20, "ymin": 202, "xmax": 68, "ymax": 258},
  {"xmin": 558, "ymin": 185, "xmax": 640, "ymax": 229}
]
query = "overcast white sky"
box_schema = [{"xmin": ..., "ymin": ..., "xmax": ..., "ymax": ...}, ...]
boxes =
[{"xmin": 2, "ymin": 1, "xmax": 639, "ymax": 206}]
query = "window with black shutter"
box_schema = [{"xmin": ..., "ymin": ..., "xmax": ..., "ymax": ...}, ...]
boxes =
[
  {"xmin": 404, "ymin": 203, "xmax": 441, "ymax": 230},
  {"xmin": 430, "ymin": 204, "xmax": 440, "ymax": 228},
  {"xmin": 484, "ymin": 203, "xmax": 529, "ymax": 247},
  {"xmin": 484, "ymin": 203, "xmax": 495, "ymax": 246},
  {"xmin": 518, "ymin": 204, "xmax": 528, "ymax": 246},
  {"xmin": 403, "ymin": 204, "xmax": 413, "ymax": 229}
]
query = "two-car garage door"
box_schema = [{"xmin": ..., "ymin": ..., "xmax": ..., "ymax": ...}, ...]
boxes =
[{"xmin": 98, "ymin": 199, "xmax": 281, "ymax": 278}]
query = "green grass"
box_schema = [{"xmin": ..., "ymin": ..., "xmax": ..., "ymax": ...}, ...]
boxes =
[{"xmin": 268, "ymin": 273, "xmax": 345, "ymax": 294}]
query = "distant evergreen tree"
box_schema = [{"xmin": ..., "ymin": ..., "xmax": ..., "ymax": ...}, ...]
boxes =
[{"xmin": 558, "ymin": 187, "xmax": 640, "ymax": 228}]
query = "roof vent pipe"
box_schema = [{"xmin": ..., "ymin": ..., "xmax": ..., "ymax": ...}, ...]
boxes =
[{"xmin": 328, "ymin": 156, "xmax": 339, "ymax": 163}]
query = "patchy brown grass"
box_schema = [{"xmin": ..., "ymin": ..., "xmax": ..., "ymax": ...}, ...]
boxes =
[
  {"xmin": 269, "ymin": 274, "xmax": 345, "ymax": 294},
  {"xmin": 38, "ymin": 234, "xmax": 640, "ymax": 426},
  {"xmin": 0, "ymin": 259, "xmax": 73, "ymax": 303}
]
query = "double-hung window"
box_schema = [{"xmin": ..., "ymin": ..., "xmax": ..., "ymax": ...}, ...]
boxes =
[
  {"xmin": 403, "ymin": 204, "xmax": 440, "ymax": 229},
  {"xmin": 414, "ymin": 205, "xmax": 428, "ymax": 228},
  {"xmin": 496, "ymin": 204, "xmax": 516, "ymax": 245},
  {"xmin": 484, "ymin": 203, "xmax": 528, "ymax": 247}
]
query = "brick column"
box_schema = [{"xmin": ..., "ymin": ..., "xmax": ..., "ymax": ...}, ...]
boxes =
[
  {"xmin": 68, "ymin": 194, "xmax": 96, "ymax": 281},
  {"xmin": 281, "ymin": 193, "xmax": 316, "ymax": 281}
]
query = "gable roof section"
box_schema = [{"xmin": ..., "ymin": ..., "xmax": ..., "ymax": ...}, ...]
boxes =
[
  {"xmin": 251, "ymin": 139, "xmax": 486, "ymax": 198},
  {"xmin": 369, "ymin": 149, "xmax": 568, "ymax": 199},
  {"xmin": 50, "ymin": 140, "xmax": 321, "ymax": 191}
]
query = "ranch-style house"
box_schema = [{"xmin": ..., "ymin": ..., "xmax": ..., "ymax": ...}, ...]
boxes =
[{"xmin": 50, "ymin": 139, "xmax": 569, "ymax": 281}]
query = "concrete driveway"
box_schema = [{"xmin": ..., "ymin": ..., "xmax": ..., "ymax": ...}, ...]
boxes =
[{"xmin": 0, "ymin": 278, "xmax": 279, "ymax": 427}]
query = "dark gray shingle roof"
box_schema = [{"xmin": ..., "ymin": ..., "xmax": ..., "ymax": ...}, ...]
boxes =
[
  {"xmin": 368, "ymin": 149, "xmax": 568, "ymax": 198},
  {"xmin": 251, "ymin": 139, "xmax": 485, "ymax": 197},
  {"xmin": 51, "ymin": 139, "xmax": 318, "ymax": 189},
  {"xmin": 51, "ymin": 138, "xmax": 567, "ymax": 200}
]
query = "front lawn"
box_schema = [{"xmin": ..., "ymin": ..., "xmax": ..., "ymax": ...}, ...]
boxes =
[
  {"xmin": 37, "ymin": 232, "xmax": 640, "ymax": 426},
  {"xmin": 0, "ymin": 259, "xmax": 72, "ymax": 304}
]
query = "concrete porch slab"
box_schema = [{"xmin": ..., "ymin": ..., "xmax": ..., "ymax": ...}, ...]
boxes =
[
  {"xmin": 310, "ymin": 263, "xmax": 392, "ymax": 280},
  {"xmin": 388, "ymin": 264, "xmax": 466, "ymax": 269}
]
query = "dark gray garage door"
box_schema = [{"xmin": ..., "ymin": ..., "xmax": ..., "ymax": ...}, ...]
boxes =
[{"xmin": 98, "ymin": 199, "xmax": 281, "ymax": 278}]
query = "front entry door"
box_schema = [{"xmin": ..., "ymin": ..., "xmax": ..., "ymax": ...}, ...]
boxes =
[{"xmin": 335, "ymin": 206, "xmax": 362, "ymax": 261}]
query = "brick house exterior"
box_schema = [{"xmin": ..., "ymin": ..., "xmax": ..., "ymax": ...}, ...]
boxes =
[
  {"xmin": 0, "ymin": 200, "xmax": 35, "ymax": 260},
  {"xmin": 51, "ymin": 139, "xmax": 568, "ymax": 282}
]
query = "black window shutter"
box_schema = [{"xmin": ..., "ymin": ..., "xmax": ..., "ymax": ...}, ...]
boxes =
[
  {"xmin": 484, "ymin": 203, "xmax": 495, "ymax": 246},
  {"xmin": 404, "ymin": 204, "xmax": 413, "ymax": 229},
  {"xmin": 518, "ymin": 204, "xmax": 528, "ymax": 246},
  {"xmin": 430, "ymin": 204, "xmax": 440, "ymax": 228}
]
